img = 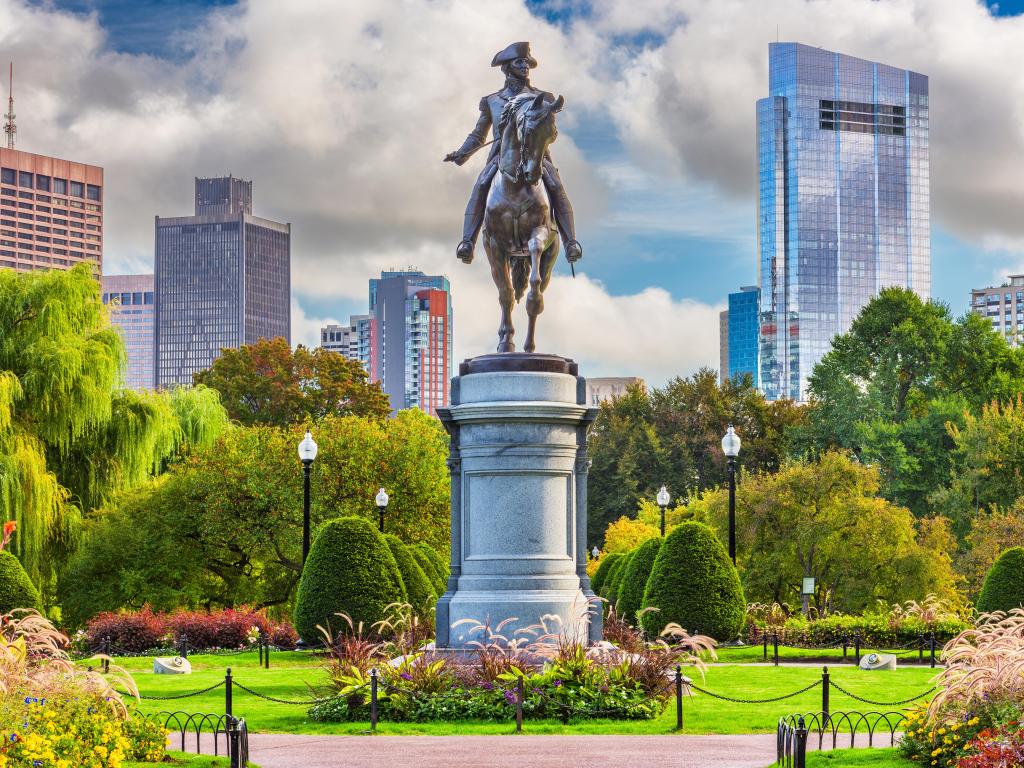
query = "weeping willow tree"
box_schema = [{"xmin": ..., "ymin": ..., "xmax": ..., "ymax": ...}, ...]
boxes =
[{"xmin": 0, "ymin": 265, "xmax": 230, "ymax": 592}]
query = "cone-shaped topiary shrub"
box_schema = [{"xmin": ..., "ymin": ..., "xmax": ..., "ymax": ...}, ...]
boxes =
[
  {"xmin": 591, "ymin": 552, "xmax": 623, "ymax": 596},
  {"xmin": 384, "ymin": 534, "xmax": 435, "ymax": 619},
  {"xmin": 977, "ymin": 546, "xmax": 1024, "ymax": 614},
  {"xmin": 411, "ymin": 543, "xmax": 448, "ymax": 594},
  {"xmin": 615, "ymin": 537, "xmax": 663, "ymax": 625},
  {"xmin": 409, "ymin": 547, "xmax": 442, "ymax": 596},
  {"xmin": 605, "ymin": 549, "xmax": 633, "ymax": 602},
  {"xmin": 641, "ymin": 521, "xmax": 745, "ymax": 641},
  {"xmin": 0, "ymin": 550, "xmax": 43, "ymax": 615},
  {"xmin": 293, "ymin": 516, "xmax": 407, "ymax": 643}
]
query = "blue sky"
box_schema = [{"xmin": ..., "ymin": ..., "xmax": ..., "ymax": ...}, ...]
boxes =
[{"xmin": 16, "ymin": 0, "xmax": 1024, "ymax": 382}]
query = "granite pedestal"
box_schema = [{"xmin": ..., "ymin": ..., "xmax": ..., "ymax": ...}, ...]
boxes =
[{"xmin": 435, "ymin": 354, "xmax": 602, "ymax": 648}]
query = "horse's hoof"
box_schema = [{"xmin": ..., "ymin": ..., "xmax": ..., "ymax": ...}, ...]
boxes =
[
  {"xmin": 456, "ymin": 240, "xmax": 474, "ymax": 264},
  {"xmin": 524, "ymin": 342, "xmax": 536, "ymax": 353},
  {"xmin": 497, "ymin": 341, "xmax": 515, "ymax": 354}
]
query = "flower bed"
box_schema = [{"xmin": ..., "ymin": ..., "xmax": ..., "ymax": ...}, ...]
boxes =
[
  {"xmin": 82, "ymin": 607, "xmax": 297, "ymax": 653},
  {"xmin": 745, "ymin": 609, "xmax": 970, "ymax": 649}
]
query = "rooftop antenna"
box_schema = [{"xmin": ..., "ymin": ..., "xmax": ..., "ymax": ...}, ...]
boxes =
[{"xmin": 3, "ymin": 62, "xmax": 15, "ymax": 149}]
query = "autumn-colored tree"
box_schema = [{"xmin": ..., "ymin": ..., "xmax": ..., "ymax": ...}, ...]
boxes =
[
  {"xmin": 194, "ymin": 337, "xmax": 390, "ymax": 426},
  {"xmin": 693, "ymin": 451, "xmax": 962, "ymax": 613}
]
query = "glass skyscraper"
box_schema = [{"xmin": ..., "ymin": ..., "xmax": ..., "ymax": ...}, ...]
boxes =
[
  {"xmin": 102, "ymin": 274, "xmax": 155, "ymax": 390},
  {"xmin": 728, "ymin": 286, "xmax": 760, "ymax": 387},
  {"xmin": 757, "ymin": 43, "xmax": 929, "ymax": 401},
  {"xmin": 154, "ymin": 176, "xmax": 291, "ymax": 387}
]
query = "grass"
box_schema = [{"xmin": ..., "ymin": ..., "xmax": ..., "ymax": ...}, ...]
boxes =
[
  {"xmin": 803, "ymin": 748, "xmax": 909, "ymax": 767},
  {"xmin": 96, "ymin": 650, "xmax": 939, "ymax": 736},
  {"xmin": 125, "ymin": 750, "xmax": 260, "ymax": 768}
]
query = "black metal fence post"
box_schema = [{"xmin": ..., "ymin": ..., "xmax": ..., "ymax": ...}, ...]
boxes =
[
  {"xmin": 821, "ymin": 666, "xmax": 830, "ymax": 722},
  {"xmin": 102, "ymin": 636, "xmax": 110, "ymax": 674},
  {"xmin": 258, "ymin": 634, "xmax": 264, "ymax": 667},
  {"xmin": 370, "ymin": 669, "xmax": 379, "ymax": 733},
  {"xmin": 228, "ymin": 717, "xmax": 240, "ymax": 768},
  {"xmin": 842, "ymin": 634, "xmax": 848, "ymax": 661},
  {"xmin": 179, "ymin": 633, "xmax": 188, "ymax": 659},
  {"xmin": 930, "ymin": 631, "xmax": 937, "ymax": 668},
  {"xmin": 675, "ymin": 665, "xmax": 683, "ymax": 731},
  {"xmin": 265, "ymin": 636, "xmax": 270, "ymax": 669},
  {"xmin": 918, "ymin": 633, "xmax": 924, "ymax": 664},
  {"xmin": 854, "ymin": 632, "xmax": 861, "ymax": 665},
  {"xmin": 773, "ymin": 632, "xmax": 779, "ymax": 666},
  {"xmin": 763, "ymin": 632, "xmax": 768, "ymax": 662},
  {"xmin": 516, "ymin": 676, "xmax": 524, "ymax": 733},
  {"xmin": 794, "ymin": 716, "xmax": 808, "ymax": 768},
  {"xmin": 225, "ymin": 667, "xmax": 233, "ymax": 719}
]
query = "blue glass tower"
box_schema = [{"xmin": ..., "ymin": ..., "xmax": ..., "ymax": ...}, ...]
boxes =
[
  {"xmin": 757, "ymin": 43, "xmax": 929, "ymax": 401},
  {"xmin": 728, "ymin": 286, "xmax": 760, "ymax": 386}
]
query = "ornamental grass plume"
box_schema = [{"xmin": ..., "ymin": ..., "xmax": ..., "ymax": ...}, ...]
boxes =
[{"xmin": 928, "ymin": 608, "xmax": 1024, "ymax": 719}]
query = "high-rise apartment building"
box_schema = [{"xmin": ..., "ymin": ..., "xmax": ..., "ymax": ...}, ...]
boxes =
[
  {"xmin": 719, "ymin": 309, "xmax": 730, "ymax": 385},
  {"xmin": 971, "ymin": 275, "xmax": 1024, "ymax": 347},
  {"xmin": 154, "ymin": 176, "xmax": 290, "ymax": 388},
  {"xmin": 320, "ymin": 314, "xmax": 373, "ymax": 370},
  {"xmin": 728, "ymin": 286, "xmax": 760, "ymax": 387},
  {"xmin": 368, "ymin": 270, "xmax": 452, "ymax": 416},
  {"xmin": 0, "ymin": 147, "xmax": 103, "ymax": 272},
  {"xmin": 757, "ymin": 43, "xmax": 930, "ymax": 401},
  {"xmin": 102, "ymin": 274, "xmax": 155, "ymax": 390}
]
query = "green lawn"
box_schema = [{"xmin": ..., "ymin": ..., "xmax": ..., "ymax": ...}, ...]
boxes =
[
  {"xmin": 100, "ymin": 650, "xmax": 938, "ymax": 736},
  {"xmin": 804, "ymin": 748, "xmax": 909, "ymax": 767},
  {"xmin": 126, "ymin": 751, "xmax": 260, "ymax": 768}
]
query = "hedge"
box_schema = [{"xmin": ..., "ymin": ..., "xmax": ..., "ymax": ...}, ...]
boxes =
[
  {"xmin": 294, "ymin": 516, "xmax": 407, "ymax": 643},
  {"xmin": 615, "ymin": 537, "xmax": 662, "ymax": 625},
  {"xmin": 744, "ymin": 613, "xmax": 970, "ymax": 649},
  {"xmin": 411, "ymin": 543, "xmax": 448, "ymax": 595},
  {"xmin": 591, "ymin": 552, "xmax": 623, "ymax": 596},
  {"xmin": 641, "ymin": 521, "xmax": 745, "ymax": 641},
  {"xmin": 977, "ymin": 547, "xmax": 1024, "ymax": 614},
  {"xmin": 0, "ymin": 550, "xmax": 42, "ymax": 615},
  {"xmin": 384, "ymin": 534, "xmax": 435, "ymax": 619},
  {"xmin": 605, "ymin": 549, "xmax": 633, "ymax": 603}
]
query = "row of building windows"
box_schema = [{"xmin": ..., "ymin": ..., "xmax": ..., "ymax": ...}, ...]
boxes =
[
  {"xmin": 0, "ymin": 168, "xmax": 101, "ymax": 200},
  {"xmin": 103, "ymin": 291, "xmax": 154, "ymax": 306}
]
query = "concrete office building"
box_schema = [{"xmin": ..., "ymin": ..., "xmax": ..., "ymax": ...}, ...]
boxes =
[
  {"xmin": 102, "ymin": 274, "xmax": 155, "ymax": 390},
  {"xmin": 368, "ymin": 270, "xmax": 452, "ymax": 416},
  {"xmin": 1, "ymin": 147, "xmax": 103, "ymax": 272},
  {"xmin": 585, "ymin": 377, "xmax": 645, "ymax": 406},
  {"xmin": 154, "ymin": 176, "xmax": 290, "ymax": 387},
  {"xmin": 757, "ymin": 43, "xmax": 930, "ymax": 401},
  {"xmin": 972, "ymin": 275, "xmax": 1024, "ymax": 347}
]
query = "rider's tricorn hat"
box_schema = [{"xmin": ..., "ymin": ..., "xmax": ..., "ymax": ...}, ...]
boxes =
[{"xmin": 491, "ymin": 42, "xmax": 538, "ymax": 68}]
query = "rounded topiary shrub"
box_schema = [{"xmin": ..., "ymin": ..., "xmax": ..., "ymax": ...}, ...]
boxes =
[
  {"xmin": 293, "ymin": 516, "xmax": 407, "ymax": 643},
  {"xmin": 384, "ymin": 534, "xmax": 435, "ymax": 619},
  {"xmin": 591, "ymin": 552, "xmax": 623, "ymax": 596},
  {"xmin": 0, "ymin": 550, "xmax": 43, "ymax": 615},
  {"xmin": 605, "ymin": 550, "xmax": 633, "ymax": 601},
  {"xmin": 641, "ymin": 521, "xmax": 745, "ymax": 641},
  {"xmin": 977, "ymin": 547, "xmax": 1024, "ymax": 614},
  {"xmin": 411, "ymin": 543, "xmax": 448, "ymax": 594},
  {"xmin": 615, "ymin": 537, "xmax": 662, "ymax": 625}
]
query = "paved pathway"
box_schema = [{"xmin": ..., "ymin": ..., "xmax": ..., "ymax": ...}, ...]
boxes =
[{"xmin": 240, "ymin": 733, "xmax": 778, "ymax": 768}]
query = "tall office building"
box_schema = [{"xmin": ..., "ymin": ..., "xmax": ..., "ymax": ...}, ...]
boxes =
[
  {"xmin": 1, "ymin": 147, "xmax": 104, "ymax": 272},
  {"xmin": 368, "ymin": 270, "xmax": 452, "ymax": 416},
  {"xmin": 971, "ymin": 275, "xmax": 1024, "ymax": 347},
  {"xmin": 757, "ymin": 43, "xmax": 929, "ymax": 401},
  {"xmin": 728, "ymin": 286, "xmax": 760, "ymax": 386},
  {"xmin": 102, "ymin": 274, "xmax": 155, "ymax": 390},
  {"xmin": 154, "ymin": 176, "xmax": 290, "ymax": 387},
  {"xmin": 719, "ymin": 310, "xmax": 730, "ymax": 385}
]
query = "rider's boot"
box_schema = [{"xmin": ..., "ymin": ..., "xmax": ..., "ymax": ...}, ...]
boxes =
[
  {"xmin": 545, "ymin": 171, "xmax": 583, "ymax": 262},
  {"xmin": 457, "ymin": 166, "xmax": 493, "ymax": 263}
]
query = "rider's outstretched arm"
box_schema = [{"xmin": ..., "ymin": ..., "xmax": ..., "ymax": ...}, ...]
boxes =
[{"xmin": 446, "ymin": 97, "xmax": 492, "ymax": 165}]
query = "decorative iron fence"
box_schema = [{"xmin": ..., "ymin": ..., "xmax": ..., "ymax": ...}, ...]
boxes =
[{"xmin": 777, "ymin": 710, "xmax": 907, "ymax": 767}]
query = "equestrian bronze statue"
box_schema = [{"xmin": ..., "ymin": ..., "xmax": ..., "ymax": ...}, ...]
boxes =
[{"xmin": 445, "ymin": 42, "xmax": 581, "ymax": 353}]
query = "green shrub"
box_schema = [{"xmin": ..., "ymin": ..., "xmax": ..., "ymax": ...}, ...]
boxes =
[
  {"xmin": 605, "ymin": 549, "xmax": 633, "ymax": 602},
  {"xmin": 293, "ymin": 516, "xmax": 407, "ymax": 643},
  {"xmin": 616, "ymin": 537, "xmax": 662, "ymax": 625},
  {"xmin": 0, "ymin": 550, "xmax": 42, "ymax": 615},
  {"xmin": 977, "ymin": 547, "xmax": 1024, "ymax": 614},
  {"xmin": 411, "ymin": 543, "xmax": 448, "ymax": 594},
  {"xmin": 591, "ymin": 552, "xmax": 623, "ymax": 595},
  {"xmin": 641, "ymin": 521, "xmax": 745, "ymax": 640},
  {"xmin": 384, "ymin": 534, "xmax": 435, "ymax": 618},
  {"xmin": 600, "ymin": 553, "xmax": 627, "ymax": 599}
]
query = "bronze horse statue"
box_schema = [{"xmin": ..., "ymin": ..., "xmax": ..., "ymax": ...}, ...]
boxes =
[{"xmin": 482, "ymin": 91, "xmax": 565, "ymax": 353}]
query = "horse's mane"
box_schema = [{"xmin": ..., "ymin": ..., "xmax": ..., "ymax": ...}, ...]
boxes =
[{"xmin": 499, "ymin": 92, "xmax": 539, "ymax": 134}]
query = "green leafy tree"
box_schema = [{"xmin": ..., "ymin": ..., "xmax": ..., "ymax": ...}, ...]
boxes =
[
  {"xmin": 194, "ymin": 337, "xmax": 390, "ymax": 425},
  {"xmin": 959, "ymin": 503, "xmax": 1024, "ymax": 597},
  {"xmin": 293, "ymin": 517, "xmax": 407, "ymax": 643},
  {"xmin": 641, "ymin": 521, "xmax": 744, "ymax": 640},
  {"xmin": 976, "ymin": 547, "xmax": 1024, "ymax": 614},
  {"xmin": 694, "ymin": 451, "xmax": 962, "ymax": 613}
]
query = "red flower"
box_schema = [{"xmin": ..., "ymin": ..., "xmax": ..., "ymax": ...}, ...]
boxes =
[{"xmin": 0, "ymin": 520, "xmax": 15, "ymax": 550}]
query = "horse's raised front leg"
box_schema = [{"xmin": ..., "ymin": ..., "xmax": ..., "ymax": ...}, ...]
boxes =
[
  {"xmin": 485, "ymin": 234, "xmax": 515, "ymax": 353},
  {"xmin": 523, "ymin": 227, "xmax": 549, "ymax": 353}
]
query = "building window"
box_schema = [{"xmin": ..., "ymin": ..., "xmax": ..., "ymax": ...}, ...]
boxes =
[
  {"xmin": 0, "ymin": 168, "xmax": 14, "ymax": 185},
  {"xmin": 52, "ymin": 178, "xmax": 67, "ymax": 195},
  {"xmin": 86, "ymin": 184, "xmax": 102, "ymax": 201},
  {"xmin": 18, "ymin": 171, "xmax": 32, "ymax": 188},
  {"xmin": 70, "ymin": 181, "xmax": 84, "ymax": 198},
  {"xmin": 35, "ymin": 175, "xmax": 50, "ymax": 192}
]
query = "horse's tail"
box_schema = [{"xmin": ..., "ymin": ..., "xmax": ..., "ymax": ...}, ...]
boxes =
[{"xmin": 511, "ymin": 255, "xmax": 530, "ymax": 303}]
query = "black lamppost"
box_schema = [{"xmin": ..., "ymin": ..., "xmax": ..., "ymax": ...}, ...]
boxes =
[
  {"xmin": 721, "ymin": 425, "xmax": 741, "ymax": 565},
  {"xmin": 375, "ymin": 487, "xmax": 389, "ymax": 533},
  {"xmin": 656, "ymin": 485, "xmax": 670, "ymax": 537},
  {"xmin": 297, "ymin": 431, "xmax": 318, "ymax": 566}
]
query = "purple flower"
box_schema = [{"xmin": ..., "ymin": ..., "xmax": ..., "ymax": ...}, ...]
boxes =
[
  {"xmin": 503, "ymin": 690, "xmax": 517, "ymax": 705},
  {"xmin": 599, "ymin": 685, "xmax": 609, "ymax": 694},
  {"xmin": 400, "ymin": 672, "xmax": 413, "ymax": 681},
  {"xmin": 553, "ymin": 680, "xmax": 563, "ymax": 688},
  {"xmin": 481, "ymin": 681, "xmax": 494, "ymax": 690}
]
